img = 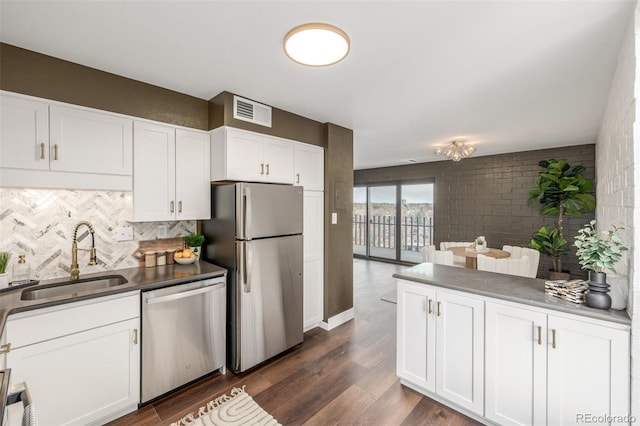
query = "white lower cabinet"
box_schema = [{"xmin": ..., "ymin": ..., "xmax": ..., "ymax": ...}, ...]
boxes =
[
  {"xmin": 397, "ymin": 281, "xmax": 484, "ymax": 415},
  {"xmin": 5, "ymin": 293, "xmax": 140, "ymax": 425},
  {"xmin": 546, "ymin": 314, "xmax": 630, "ymax": 426},
  {"xmin": 398, "ymin": 280, "xmax": 631, "ymax": 426},
  {"xmin": 486, "ymin": 301, "xmax": 630, "ymax": 426},
  {"xmin": 485, "ymin": 302, "xmax": 548, "ymax": 426}
]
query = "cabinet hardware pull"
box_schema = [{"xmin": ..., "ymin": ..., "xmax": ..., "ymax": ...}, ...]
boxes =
[
  {"xmin": 266, "ymin": 164, "xmax": 270, "ymax": 175},
  {"xmin": 551, "ymin": 329, "xmax": 556, "ymax": 349},
  {"xmin": 437, "ymin": 301, "xmax": 441, "ymax": 317},
  {"xmin": 537, "ymin": 326, "xmax": 542, "ymax": 345},
  {"xmin": 53, "ymin": 144, "xmax": 59, "ymax": 160},
  {"xmin": 296, "ymin": 173, "xmax": 300, "ymax": 184},
  {"xmin": 133, "ymin": 329, "xmax": 138, "ymax": 345},
  {"xmin": 428, "ymin": 299, "xmax": 433, "ymax": 314},
  {"xmin": 178, "ymin": 201, "xmax": 182, "ymax": 213},
  {"xmin": 0, "ymin": 343, "xmax": 11, "ymax": 354},
  {"xmin": 260, "ymin": 163, "xmax": 264, "ymax": 175},
  {"xmin": 170, "ymin": 201, "xmax": 175, "ymax": 213},
  {"xmin": 40, "ymin": 143, "xmax": 45, "ymax": 159}
]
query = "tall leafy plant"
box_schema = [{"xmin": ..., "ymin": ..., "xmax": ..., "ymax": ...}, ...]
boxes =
[{"xmin": 527, "ymin": 159, "xmax": 595, "ymax": 272}]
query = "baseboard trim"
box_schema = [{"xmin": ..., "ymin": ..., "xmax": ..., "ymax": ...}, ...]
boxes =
[{"xmin": 319, "ymin": 307, "xmax": 355, "ymax": 330}]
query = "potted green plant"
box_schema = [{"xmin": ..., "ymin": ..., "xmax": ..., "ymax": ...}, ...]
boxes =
[
  {"xmin": 184, "ymin": 232, "xmax": 205, "ymax": 260},
  {"xmin": 529, "ymin": 227, "xmax": 569, "ymax": 280},
  {"xmin": 528, "ymin": 159, "xmax": 595, "ymax": 276},
  {"xmin": 574, "ymin": 220, "xmax": 627, "ymax": 309},
  {"xmin": 0, "ymin": 252, "xmax": 11, "ymax": 288},
  {"xmin": 475, "ymin": 237, "xmax": 486, "ymax": 251}
]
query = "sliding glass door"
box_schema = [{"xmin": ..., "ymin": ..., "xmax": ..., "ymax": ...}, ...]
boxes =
[{"xmin": 353, "ymin": 181, "xmax": 434, "ymax": 263}]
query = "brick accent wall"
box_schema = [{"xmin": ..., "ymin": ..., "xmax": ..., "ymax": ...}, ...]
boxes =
[
  {"xmin": 354, "ymin": 144, "xmax": 596, "ymax": 279},
  {"xmin": 597, "ymin": 10, "xmax": 638, "ymax": 419}
]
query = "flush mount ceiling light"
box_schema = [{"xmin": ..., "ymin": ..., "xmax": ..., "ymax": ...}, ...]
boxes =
[
  {"xmin": 284, "ymin": 23, "xmax": 350, "ymax": 66},
  {"xmin": 434, "ymin": 140, "xmax": 477, "ymax": 162}
]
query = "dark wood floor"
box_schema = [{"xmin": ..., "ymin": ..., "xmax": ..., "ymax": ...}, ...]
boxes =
[{"xmin": 108, "ymin": 259, "xmax": 480, "ymax": 425}]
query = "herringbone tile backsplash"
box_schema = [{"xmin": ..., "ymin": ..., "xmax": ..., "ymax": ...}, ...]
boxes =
[{"xmin": 0, "ymin": 189, "xmax": 196, "ymax": 280}]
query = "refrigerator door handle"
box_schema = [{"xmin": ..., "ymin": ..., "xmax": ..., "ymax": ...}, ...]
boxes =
[
  {"xmin": 237, "ymin": 242, "xmax": 246, "ymax": 290},
  {"xmin": 245, "ymin": 243, "xmax": 252, "ymax": 293},
  {"xmin": 244, "ymin": 186, "xmax": 252, "ymax": 239}
]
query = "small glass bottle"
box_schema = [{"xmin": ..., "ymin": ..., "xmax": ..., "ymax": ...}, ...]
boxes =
[{"xmin": 12, "ymin": 255, "xmax": 30, "ymax": 285}]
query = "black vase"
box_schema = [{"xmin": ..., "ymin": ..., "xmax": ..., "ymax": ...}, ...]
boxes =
[{"xmin": 584, "ymin": 271, "xmax": 611, "ymax": 310}]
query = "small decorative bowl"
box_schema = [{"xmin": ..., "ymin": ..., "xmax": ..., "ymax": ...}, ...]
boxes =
[{"xmin": 174, "ymin": 256, "xmax": 196, "ymax": 265}]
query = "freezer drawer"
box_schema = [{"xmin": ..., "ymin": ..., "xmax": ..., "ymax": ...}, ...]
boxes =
[
  {"xmin": 141, "ymin": 277, "xmax": 226, "ymax": 403},
  {"xmin": 233, "ymin": 235, "xmax": 303, "ymax": 372}
]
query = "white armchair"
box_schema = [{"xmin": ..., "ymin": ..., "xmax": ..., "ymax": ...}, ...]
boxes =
[
  {"xmin": 420, "ymin": 245, "xmax": 436, "ymax": 262},
  {"xmin": 477, "ymin": 254, "xmax": 531, "ymax": 277},
  {"xmin": 433, "ymin": 250, "xmax": 454, "ymax": 266},
  {"xmin": 502, "ymin": 245, "xmax": 540, "ymax": 278},
  {"xmin": 440, "ymin": 241, "xmax": 473, "ymax": 266}
]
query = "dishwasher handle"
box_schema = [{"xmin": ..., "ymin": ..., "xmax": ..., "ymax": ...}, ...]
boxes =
[{"xmin": 145, "ymin": 282, "xmax": 224, "ymax": 305}]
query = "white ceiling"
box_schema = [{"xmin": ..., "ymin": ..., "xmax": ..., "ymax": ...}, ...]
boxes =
[{"xmin": 0, "ymin": 1, "xmax": 635, "ymax": 170}]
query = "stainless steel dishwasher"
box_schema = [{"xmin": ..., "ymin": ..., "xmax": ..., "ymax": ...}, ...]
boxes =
[{"xmin": 141, "ymin": 276, "xmax": 226, "ymax": 404}]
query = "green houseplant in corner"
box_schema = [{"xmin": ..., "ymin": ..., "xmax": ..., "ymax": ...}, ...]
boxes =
[
  {"xmin": 574, "ymin": 220, "xmax": 627, "ymax": 309},
  {"xmin": 528, "ymin": 159, "xmax": 596, "ymax": 278},
  {"xmin": 184, "ymin": 232, "xmax": 205, "ymax": 260}
]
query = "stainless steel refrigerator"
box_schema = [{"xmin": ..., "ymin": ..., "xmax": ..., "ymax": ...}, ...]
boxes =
[{"xmin": 202, "ymin": 182, "xmax": 303, "ymax": 373}]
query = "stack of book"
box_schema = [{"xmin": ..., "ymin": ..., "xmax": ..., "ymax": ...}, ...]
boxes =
[{"xmin": 544, "ymin": 279, "xmax": 589, "ymax": 304}]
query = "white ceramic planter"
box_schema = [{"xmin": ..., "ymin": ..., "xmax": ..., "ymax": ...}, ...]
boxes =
[
  {"xmin": 0, "ymin": 272, "xmax": 9, "ymax": 289},
  {"xmin": 189, "ymin": 246, "xmax": 202, "ymax": 260}
]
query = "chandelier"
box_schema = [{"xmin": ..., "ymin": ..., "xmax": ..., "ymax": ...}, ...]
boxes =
[{"xmin": 434, "ymin": 140, "xmax": 476, "ymax": 162}]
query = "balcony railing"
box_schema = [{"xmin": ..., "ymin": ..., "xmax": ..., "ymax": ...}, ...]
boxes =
[{"xmin": 353, "ymin": 214, "xmax": 434, "ymax": 252}]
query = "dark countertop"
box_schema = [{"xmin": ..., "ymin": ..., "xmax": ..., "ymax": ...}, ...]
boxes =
[
  {"xmin": 0, "ymin": 261, "xmax": 227, "ymax": 334},
  {"xmin": 393, "ymin": 263, "xmax": 631, "ymax": 326}
]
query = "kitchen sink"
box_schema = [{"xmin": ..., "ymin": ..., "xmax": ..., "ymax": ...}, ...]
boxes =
[{"xmin": 21, "ymin": 275, "xmax": 128, "ymax": 301}]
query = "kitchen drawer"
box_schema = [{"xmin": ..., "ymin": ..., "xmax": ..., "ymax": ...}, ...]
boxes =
[{"xmin": 6, "ymin": 291, "xmax": 139, "ymax": 349}]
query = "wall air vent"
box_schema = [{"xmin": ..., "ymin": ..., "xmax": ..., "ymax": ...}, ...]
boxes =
[{"xmin": 233, "ymin": 96, "xmax": 272, "ymax": 128}]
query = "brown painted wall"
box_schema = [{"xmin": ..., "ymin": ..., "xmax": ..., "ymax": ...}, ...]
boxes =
[
  {"xmin": 324, "ymin": 124, "xmax": 354, "ymax": 319},
  {"xmin": 1, "ymin": 42, "xmax": 355, "ymax": 320},
  {"xmin": 354, "ymin": 144, "xmax": 596, "ymax": 279},
  {"xmin": 208, "ymin": 91, "xmax": 325, "ymax": 146},
  {"xmin": 0, "ymin": 43, "xmax": 209, "ymax": 129}
]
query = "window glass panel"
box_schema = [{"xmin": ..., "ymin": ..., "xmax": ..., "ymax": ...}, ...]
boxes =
[
  {"xmin": 353, "ymin": 187, "xmax": 367, "ymax": 256},
  {"xmin": 368, "ymin": 186, "xmax": 396, "ymax": 260},
  {"xmin": 400, "ymin": 183, "xmax": 434, "ymax": 262}
]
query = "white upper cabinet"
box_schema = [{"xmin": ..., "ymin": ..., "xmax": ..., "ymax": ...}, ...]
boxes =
[
  {"xmin": 49, "ymin": 104, "xmax": 132, "ymax": 175},
  {"xmin": 175, "ymin": 129, "xmax": 211, "ymax": 220},
  {"xmin": 0, "ymin": 94, "xmax": 49, "ymax": 170},
  {"xmin": 131, "ymin": 122, "xmax": 210, "ymax": 222},
  {"xmin": 210, "ymin": 126, "xmax": 296, "ymax": 184},
  {"xmin": 0, "ymin": 91, "xmax": 133, "ymax": 190},
  {"xmin": 294, "ymin": 143, "xmax": 324, "ymax": 191}
]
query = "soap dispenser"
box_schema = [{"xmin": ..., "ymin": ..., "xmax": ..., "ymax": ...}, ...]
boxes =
[{"xmin": 12, "ymin": 255, "xmax": 30, "ymax": 285}]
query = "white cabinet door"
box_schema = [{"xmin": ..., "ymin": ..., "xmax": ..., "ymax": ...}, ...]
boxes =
[
  {"xmin": 295, "ymin": 143, "xmax": 324, "ymax": 191},
  {"xmin": 0, "ymin": 93, "xmax": 49, "ymax": 170},
  {"xmin": 485, "ymin": 302, "xmax": 547, "ymax": 426},
  {"xmin": 224, "ymin": 127, "xmax": 264, "ymax": 182},
  {"xmin": 263, "ymin": 137, "xmax": 294, "ymax": 184},
  {"xmin": 132, "ymin": 121, "xmax": 176, "ymax": 221},
  {"xmin": 7, "ymin": 318, "xmax": 140, "ymax": 426},
  {"xmin": 397, "ymin": 281, "xmax": 436, "ymax": 392},
  {"xmin": 547, "ymin": 315, "xmax": 630, "ymax": 426},
  {"xmin": 175, "ymin": 129, "xmax": 211, "ymax": 220},
  {"xmin": 435, "ymin": 290, "xmax": 484, "ymax": 415},
  {"xmin": 303, "ymin": 191, "xmax": 324, "ymax": 331},
  {"xmin": 49, "ymin": 104, "xmax": 132, "ymax": 175}
]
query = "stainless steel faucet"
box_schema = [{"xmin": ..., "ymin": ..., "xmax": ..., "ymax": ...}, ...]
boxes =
[{"xmin": 70, "ymin": 221, "xmax": 97, "ymax": 280}]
